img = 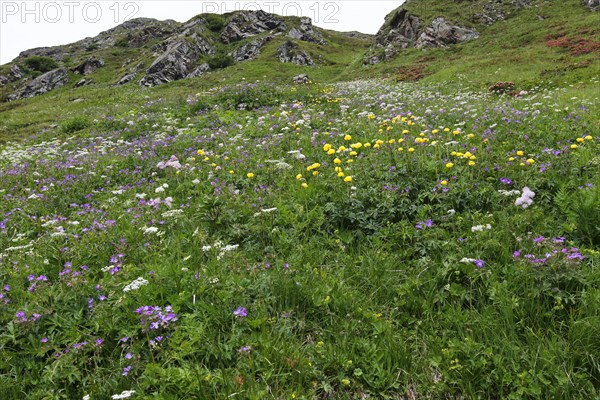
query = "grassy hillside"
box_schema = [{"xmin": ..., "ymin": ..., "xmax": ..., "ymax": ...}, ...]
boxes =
[{"xmin": 343, "ymin": 0, "xmax": 600, "ymax": 89}]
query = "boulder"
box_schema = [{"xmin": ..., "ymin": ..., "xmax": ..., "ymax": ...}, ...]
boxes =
[
  {"xmin": 72, "ymin": 58, "xmax": 104, "ymax": 75},
  {"xmin": 0, "ymin": 65, "xmax": 24, "ymax": 86},
  {"xmin": 287, "ymin": 17, "xmax": 325, "ymax": 44},
  {"xmin": 277, "ymin": 41, "xmax": 314, "ymax": 66},
  {"xmin": 116, "ymin": 73, "xmax": 137, "ymax": 86},
  {"xmin": 293, "ymin": 74, "xmax": 310, "ymax": 84},
  {"xmin": 221, "ymin": 10, "xmax": 286, "ymax": 44},
  {"xmin": 415, "ymin": 18, "xmax": 479, "ymax": 49},
  {"xmin": 231, "ymin": 36, "xmax": 272, "ymax": 62},
  {"xmin": 8, "ymin": 68, "xmax": 68, "ymax": 100},
  {"xmin": 583, "ymin": 0, "xmax": 599, "ymax": 11}
]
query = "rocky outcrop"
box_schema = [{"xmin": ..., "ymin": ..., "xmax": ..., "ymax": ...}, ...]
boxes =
[
  {"xmin": 140, "ymin": 40, "xmax": 209, "ymax": 86},
  {"xmin": 365, "ymin": 9, "xmax": 479, "ymax": 64},
  {"xmin": 0, "ymin": 65, "xmax": 24, "ymax": 86},
  {"xmin": 415, "ymin": 18, "xmax": 479, "ymax": 48},
  {"xmin": 231, "ymin": 36, "xmax": 272, "ymax": 62},
  {"xmin": 583, "ymin": 0, "xmax": 599, "ymax": 11},
  {"xmin": 287, "ymin": 17, "xmax": 325, "ymax": 44},
  {"xmin": 221, "ymin": 10, "xmax": 286, "ymax": 44},
  {"xmin": 7, "ymin": 68, "xmax": 68, "ymax": 100},
  {"xmin": 186, "ymin": 63, "xmax": 210, "ymax": 78},
  {"xmin": 72, "ymin": 58, "xmax": 104, "ymax": 75},
  {"xmin": 277, "ymin": 41, "xmax": 314, "ymax": 66}
]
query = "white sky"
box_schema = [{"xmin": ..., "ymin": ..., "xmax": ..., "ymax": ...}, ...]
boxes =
[{"xmin": 0, "ymin": 1, "xmax": 404, "ymax": 65}]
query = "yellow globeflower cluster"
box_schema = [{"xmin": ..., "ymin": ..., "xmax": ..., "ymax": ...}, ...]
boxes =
[{"xmin": 307, "ymin": 163, "xmax": 321, "ymax": 171}]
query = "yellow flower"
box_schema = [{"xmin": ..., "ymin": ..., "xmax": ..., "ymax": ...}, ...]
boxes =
[
  {"xmin": 344, "ymin": 176, "xmax": 353, "ymax": 182},
  {"xmin": 344, "ymin": 134, "xmax": 352, "ymax": 141},
  {"xmin": 301, "ymin": 182, "xmax": 308, "ymax": 188},
  {"xmin": 197, "ymin": 149, "xmax": 205, "ymax": 156},
  {"xmin": 526, "ymin": 158, "xmax": 535, "ymax": 164},
  {"xmin": 444, "ymin": 128, "xmax": 450, "ymax": 132},
  {"xmin": 334, "ymin": 158, "xmax": 342, "ymax": 164},
  {"xmin": 247, "ymin": 173, "xmax": 255, "ymax": 178},
  {"xmin": 296, "ymin": 174, "xmax": 303, "ymax": 180},
  {"xmin": 341, "ymin": 379, "xmax": 351, "ymax": 386},
  {"xmin": 571, "ymin": 144, "xmax": 578, "ymax": 149},
  {"xmin": 467, "ymin": 134, "xmax": 475, "ymax": 139},
  {"xmin": 451, "ymin": 151, "xmax": 457, "ymax": 156},
  {"xmin": 516, "ymin": 150, "xmax": 524, "ymax": 156},
  {"xmin": 446, "ymin": 162, "xmax": 454, "ymax": 168},
  {"xmin": 441, "ymin": 180, "xmax": 448, "ymax": 185},
  {"xmin": 347, "ymin": 159, "xmax": 353, "ymax": 163},
  {"xmin": 351, "ymin": 143, "xmax": 363, "ymax": 149},
  {"xmin": 585, "ymin": 135, "xmax": 593, "ymax": 140},
  {"xmin": 576, "ymin": 137, "xmax": 584, "ymax": 143},
  {"xmin": 349, "ymin": 151, "xmax": 357, "ymax": 156},
  {"xmin": 337, "ymin": 172, "xmax": 345, "ymax": 177},
  {"xmin": 402, "ymin": 129, "xmax": 409, "ymax": 134},
  {"xmin": 469, "ymin": 155, "xmax": 476, "ymax": 161},
  {"xmin": 373, "ymin": 144, "xmax": 380, "ymax": 149},
  {"xmin": 327, "ymin": 149, "xmax": 336, "ymax": 156},
  {"xmin": 397, "ymin": 147, "xmax": 404, "ymax": 152},
  {"xmin": 375, "ymin": 140, "xmax": 384, "ymax": 145},
  {"xmin": 338, "ymin": 146, "xmax": 347, "ymax": 152},
  {"xmin": 432, "ymin": 129, "xmax": 439, "ymax": 134},
  {"xmin": 335, "ymin": 166, "xmax": 342, "ymax": 172},
  {"xmin": 468, "ymin": 161, "xmax": 476, "ymax": 166},
  {"xmin": 312, "ymin": 171, "xmax": 319, "ymax": 176},
  {"xmin": 408, "ymin": 147, "xmax": 415, "ymax": 153},
  {"xmin": 363, "ymin": 142, "xmax": 371, "ymax": 148},
  {"xmin": 229, "ymin": 170, "xmax": 235, "ymax": 174},
  {"xmin": 453, "ymin": 130, "xmax": 460, "ymax": 135},
  {"xmin": 388, "ymin": 139, "xmax": 396, "ymax": 144},
  {"xmin": 323, "ymin": 143, "xmax": 331, "ymax": 152},
  {"xmin": 509, "ymin": 157, "xmax": 515, "ymax": 161}
]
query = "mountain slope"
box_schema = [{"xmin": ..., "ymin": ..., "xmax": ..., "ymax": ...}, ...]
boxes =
[{"xmin": 342, "ymin": 0, "xmax": 599, "ymax": 87}]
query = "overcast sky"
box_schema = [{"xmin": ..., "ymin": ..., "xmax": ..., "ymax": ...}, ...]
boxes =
[{"xmin": 0, "ymin": 1, "xmax": 404, "ymax": 65}]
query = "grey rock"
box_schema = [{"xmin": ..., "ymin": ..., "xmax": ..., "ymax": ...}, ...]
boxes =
[
  {"xmin": 117, "ymin": 73, "xmax": 137, "ymax": 86},
  {"xmin": 139, "ymin": 36, "xmax": 213, "ymax": 86},
  {"xmin": 231, "ymin": 36, "xmax": 272, "ymax": 62},
  {"xmin": 277, "ymin": 41, "xmax": 314, "ymax": 66},
  {"xmin": 221, "ymin": 10, "xmax": 286, "ymax": 43},
  {"xmin": 292, "ymin": 74, "xmax": 309, "ymax": 84},
  {"xmin": 72, "ymin": 58, "xmax": 104, "ymax": 75},
  {"xmin": 287, "ymin": 17, "xmax": 325, "ymax": 44},
  {"xmin": 8, "ymin": 68, "xmax": 68, "ymax": 100},
  {"xmin": 415, "ymin": 18, "xmax": 479, "ymax": 49},
  {"xmin": 186, "ymin": 63, "xmax": 210, "ymax": 78},
  {"xmin": 74, "ymin": 79, "xmax": 88, "ymax": 88},
  {"xmin": 11, "ymin": 65, "xmax": 24, "ymax": 80},
  {"xmin": 0, "ymin": 76, "xmax": 8, "ymax": 86},
  {"xmin": 583, "ymin": 0, "xmax": 599, "ymax": 11}
]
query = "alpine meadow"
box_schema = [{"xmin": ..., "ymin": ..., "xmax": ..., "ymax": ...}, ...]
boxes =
[{"xmin": 0, "ymin": 0, "xmax": 599, "ymax": 399}]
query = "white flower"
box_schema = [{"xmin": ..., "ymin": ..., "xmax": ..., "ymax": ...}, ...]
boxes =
[
  {"xmin": 447, "ymin": 209, "xmax": 456, "ymax": 216},
  {"xmin": 112, "ymin": 390, "xmax": 136, "ymax": 399},
  {"xmin": 142, "ymin": 226, "xmax": 159, "ymax": 235},
  {"xmin": 460, "ymin": 257, "xmax": 476, "ymax": 263},
  {"xmin": 192, "ymin": 179, "xmax": 200, "ymax": 185},
  {"xmin": 155, "ymin": 186, "xmax": 165, "ymax": 193},
  {"xmin": 123, "ymin": 277, "xmax": 149, "ymax": 292},
  {"xmin": 83, "ymin": 395, "xmax": 90, "ymax": 400}
]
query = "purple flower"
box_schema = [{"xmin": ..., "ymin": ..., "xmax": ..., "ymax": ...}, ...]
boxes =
[
  {"xmin": 533, "ymin": 236, "xmax": 545, "ymax": 243},
  {"xmin": 122, "ymin": 365, "xmax": 132, "ymax": 376},
  {"xmin": 41, "ymin": 337, "xmax": 49, "ymax": 343},
  {"xmin": 474, "ymin": 259, "xmax": 485, "ymax": 268},
  {"xmin": 513, "ymin": 250, "xmax": 521, "ymax": 258},
  {"xmin": 124, "ymin": 352, "xmax": 133, "ymax": 360},
  {"xmin": 500, "ymin": 177, "xmax": 513, "ymax": 185},
  {"xmin": 425, "ymin": 219, "xmax": 434, "ymax": 228},
  {"xmin": 233, "ymin": 307, "xmax": 248, "ymax": 317},
  {"xmin": 238, "ymin": 345, "xmax": 252, "ymax": 354}
]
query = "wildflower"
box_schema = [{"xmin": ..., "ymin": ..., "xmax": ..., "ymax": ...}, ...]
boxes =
[
  {"xmin": 344, "ymin": 134, "xmax": 352, "ymax": 141},
  {"xmin": 474, "ymin": 259, "xmax": 485, "ymax": 268},
  {"xmin": 408, "ymin": 147, "xmax": 415, "ymax": 152},
  {"xmin": 440, "ymin": 180, "xmax": 447, "ymax": 185},
  {"xmin": 445, "ymin": 162, "xmax": 454, "ymax": 168},
  {"xmin": 296, "ymin": 174, "xmax": 302, "ymax": 180},
  {"xmin": 323, "ymin": 144, "xmax": 331, "ymax": 152},
  {"xmin": 468, "ymin": 161, "xmax": 476, "ymax": 166},
  {"xmin": 585, "ymin": 135, "xmax": 593, "ymax": 140},
  {"xmin": 341, "ymin": 378, "xmax": 351, "ymax": 385},
  {"xmin": 246, "ymin": 173, "xmax": 255, "ymax": 178},
  {"xmin": 516, "ymin": 151, "xmax": 524, "ymax": 156},
  {"xmin": 344, "ymin": 176, "xmax": 353, "ymax": 183},
  {"xmin": 233, "ymin": 307, "xmax": 248, "ymax": 317},
  {"xmin": 238, "ymin": 345, "xmax": 252, "ymax": 355},
  {"xmin": 301, "ymin": 183, "xmax": 308, "ymax": 188},
  {"xmin": 333, "ymin": 158, "xmax": 341, "ymax": 164},
  {"xmin": 111, "ymin": 390, "xmax": 135, "ymax": 399},
  {"xmin": 570, "ymin": 144, "xmax": 578, "ymax": 149},
  {"xmin": 526, "ymin": 159, "xmax": 535, "ymax": 164}
]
